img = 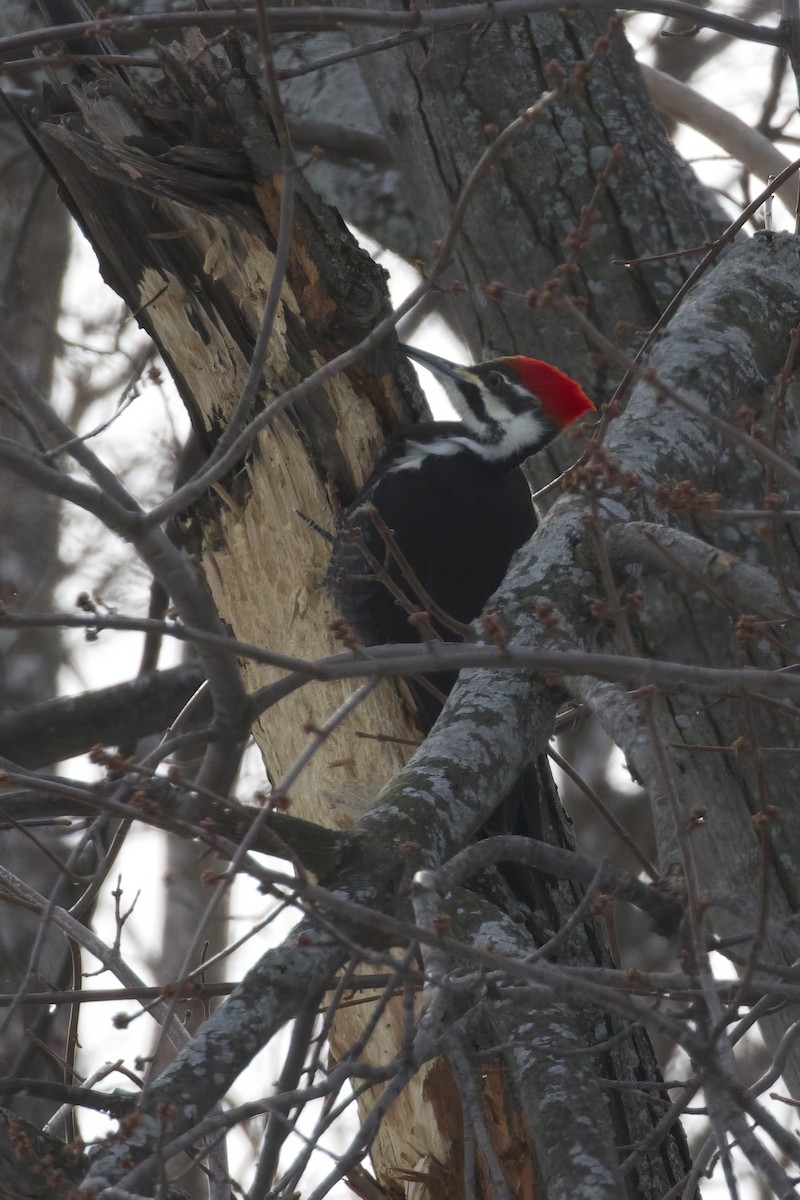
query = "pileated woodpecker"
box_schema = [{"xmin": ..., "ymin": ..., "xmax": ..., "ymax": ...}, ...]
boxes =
[
  {"xmin": 329, "ymin": 343, "xmax": 594, "ymax": 720},
  {"xmin": 328, "ymin": 344, "xmax": 593, "ymax": 857}
]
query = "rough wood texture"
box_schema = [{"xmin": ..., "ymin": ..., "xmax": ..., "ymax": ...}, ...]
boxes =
[
  {"xmin": 347, "ymin": 5, "xmax": 727, "ymax": 362},
  {"xmin": 27, "ymin": 35, "xmax": 472, "ymax": 1198},
  {"xmin": 35, "ymin": 38, "xmax": 423, "ymax": 828}
]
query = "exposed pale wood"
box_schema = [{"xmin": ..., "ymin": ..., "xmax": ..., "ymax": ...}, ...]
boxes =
[
  {"xmin": 31, "ymin": 37, "xmax": 458, "ymax": 1197},
  {"xmin": 134, "ymin": 202, "xmax": 418, "ymax": 826},
  {"xmin": 37, "ymin": 41, "xmax": 423, "ymax": 828}
]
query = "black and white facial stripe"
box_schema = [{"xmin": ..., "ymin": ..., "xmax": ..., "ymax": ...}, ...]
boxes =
[{"xmin": 404, "ymin": 350, "xmax": 551, "ymax": 467}]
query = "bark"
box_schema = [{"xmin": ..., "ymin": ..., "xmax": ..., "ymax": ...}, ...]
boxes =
[
  {"xmin": 18, "ymin": 31, "xmax": 445, "ymax": 1198},
  {"xmin": 346, "ymin": 4, "xmax": 728, "ymax": 403},
  {"xmin": 351, "ymin": 232, "xmax": 800, "ymax": 1177},
  {"xmin": 600, "ymin": 232, "xmax": 800, "ymax": 1096},
  {"xmin": 30, "ymin": 37, "xmax": 423, "ymax": 827},
  {"xmin": 0, "ymin": 662, "xmax": 207, "ymax": 768},
  {"xmin": 378, "ymin": 229, "xmax": 800, "ymax": 1087}
]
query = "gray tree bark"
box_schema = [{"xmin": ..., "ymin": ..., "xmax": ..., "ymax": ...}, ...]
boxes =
[{"xmin": 345, "ymin": 6, "xmax": 727, "ymax": 389}]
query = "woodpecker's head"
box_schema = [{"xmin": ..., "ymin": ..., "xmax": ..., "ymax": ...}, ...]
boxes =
[{"xmin": 402, "ymin": 344, "xmax": 595, "ymax": 466}]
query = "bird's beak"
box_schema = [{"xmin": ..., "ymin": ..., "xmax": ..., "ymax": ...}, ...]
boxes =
[{"xmin": 401, "ymin": 344, "xmax": 467, "ymax": 384}]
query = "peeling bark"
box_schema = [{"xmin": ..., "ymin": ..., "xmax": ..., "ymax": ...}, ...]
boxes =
[{"xmin": 33, "ymin": 39, "xmax": 424, "ymax": 826}]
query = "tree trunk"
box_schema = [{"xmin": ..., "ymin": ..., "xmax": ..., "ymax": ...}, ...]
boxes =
[
  {"xmin": 15, "ymin": 9, "xmax": 789, "ymax": 1196},
  {"xmin": 33, "ymin": 39, "xmax": 424, "ymax": 828},
  {"xmin": 345, "ymin": 5, "xmax": 727, "ymax": 382}
]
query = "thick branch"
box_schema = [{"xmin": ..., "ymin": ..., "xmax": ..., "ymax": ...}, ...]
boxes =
[
  {"xmin": 606, "ymin": 521, "xmax": 800, "ymax": 633},
  {"xmin": 641, "ymin": 63, "xmax": 797, "ymax": 214},
  {"xmin": 0, "ymin": 662, "xmax": 207, "ymax": 769},
  {"xmin": 0, "ymin": 4, "xmax": 782, "ymax": 63},
  {"xmin": 82, "ymin": 926, "xmax": 348, "ymax": 1191}
]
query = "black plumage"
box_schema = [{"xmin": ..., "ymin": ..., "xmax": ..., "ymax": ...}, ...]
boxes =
[
  {"xmin": 328, "ymin": 344, "xmax": 594, "ymax": 847},
  {"xmin": 331, "ymin": 422, "xmax": 536, "ymax": 635},
  {"xmin": 328, "ymin": 422, "xmax": 537, "ymax": 729}
]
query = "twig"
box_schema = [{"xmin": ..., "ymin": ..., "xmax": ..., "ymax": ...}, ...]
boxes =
[
  {"xmin": 547, "ymin": 745, "xmax": 657, "ymax": 879},
  {"xmin": 248, "ymin": 986, "xmax": 325, "ymax": 1199},
  {"xmin": 144, "ymin": 27, "xmax": 615, "ymax": 531},
  {"xmin": 11, "ymin": 609, "xmax": 800, "ymax": 702},
  {"xmin": 433, "ymin": 835, "xmax": 682, "ymax": 935},
  {"xmin": 365, "ymin": 504, "xmax": 474, "ymax": 639},
  {"xmin": 0, "ymin": 3, "xmax": 782, "ymax": 64}
]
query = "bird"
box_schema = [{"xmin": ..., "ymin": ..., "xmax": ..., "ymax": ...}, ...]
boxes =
[{"xmin": 328, "ymin": 343, "xmax": 594, "ymax": 844}]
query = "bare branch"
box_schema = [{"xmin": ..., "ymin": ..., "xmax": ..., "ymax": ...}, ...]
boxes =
[
  {"xmin": 0, "ymin": 2, "xmax": 782, "ymax": 64},
  {"xmin": 641, "ymin": 63, "xmax": 797, "ymax": 214}
]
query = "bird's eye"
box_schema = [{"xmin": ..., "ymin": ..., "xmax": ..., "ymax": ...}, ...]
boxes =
[{"xmin": 486, "ymin": 370, "xmax": 503, "ymax": 388}]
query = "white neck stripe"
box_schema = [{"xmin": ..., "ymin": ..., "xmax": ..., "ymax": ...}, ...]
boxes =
[{"xmin": 389, "ymin": 413, "xmax": 548, "ymax": 472}]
